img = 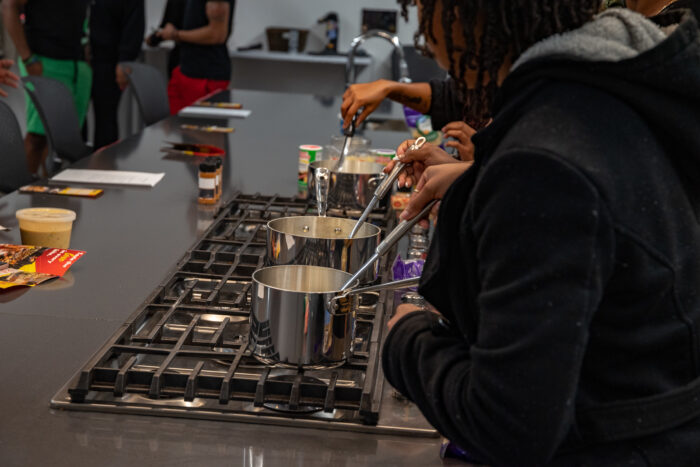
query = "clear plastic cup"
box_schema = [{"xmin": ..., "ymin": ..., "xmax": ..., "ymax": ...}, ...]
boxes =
[{"xmin": 15, "ymin": 208, "xmax": 77, "ymax": 249}]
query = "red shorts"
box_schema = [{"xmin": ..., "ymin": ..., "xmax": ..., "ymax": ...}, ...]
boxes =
[{"xmin": 167, "ymin": 66, "xmax": 230, "ymax": 115}]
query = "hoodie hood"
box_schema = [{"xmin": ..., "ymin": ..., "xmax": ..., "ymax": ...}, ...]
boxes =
[
  {"xmin": 482, "ymin": 8, "xmax": 700, "ymax": 185},
  {"xmin": 513, "ymin": 8, "xmax": 667, "ymax": 68}
]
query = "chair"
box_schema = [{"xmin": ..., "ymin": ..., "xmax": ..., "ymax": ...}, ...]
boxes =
[
  {"xmin": 0, "ymin": 100, "xmax": 33, "ymax": 194},
  {"xmin": 120, "ymin": 61, "xmax": 170, "ymax": 125},
  {"xmin": 21, "ymin": 76, "xmax": 92, "ymax": 167}
]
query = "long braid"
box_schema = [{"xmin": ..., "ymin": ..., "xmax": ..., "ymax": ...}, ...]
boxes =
[{"xmin": 398, "ymin": 0, "xmax": 599, "ymax": 124}]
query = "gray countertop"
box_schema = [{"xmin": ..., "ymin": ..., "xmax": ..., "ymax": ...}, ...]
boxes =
[{"xmin": 0, "ymin": 89, "xmax": 450, "ymax": 466}]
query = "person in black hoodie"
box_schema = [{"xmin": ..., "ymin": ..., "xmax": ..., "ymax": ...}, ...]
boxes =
[{"xmin": 382, "ymin": 1, "xmax": 700, "ymax": 466}]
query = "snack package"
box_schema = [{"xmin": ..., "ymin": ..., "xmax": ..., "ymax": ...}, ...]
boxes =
[
  {"xmin": 392, "ymin": 254, "xmax": 424, "ymax": 283},
  {"xmin": 0, "ymin": 244, "xmax": 85, "ymax": 289}
]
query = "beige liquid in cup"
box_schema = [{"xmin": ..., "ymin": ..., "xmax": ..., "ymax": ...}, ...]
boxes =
[
  {"xmin": 19, "ymin": 227, "xmax": 72, "ymax": 249},
  {"xmin": 15, "ymin": 208, "xmax": 77, "ymax": 249}
]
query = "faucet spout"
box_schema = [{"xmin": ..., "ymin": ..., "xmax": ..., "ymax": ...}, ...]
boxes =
[{"xmin": 345, "ymin": 29, "xmax": 411, "ymax": 88}]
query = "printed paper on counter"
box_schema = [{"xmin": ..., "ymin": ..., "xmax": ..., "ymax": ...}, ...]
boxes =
[
  {"xmin": 0, "ymin": 244, "xmax": 85, "ymax": 289},
  {"xmin": 178, "ymin": 106, "xmax": 252, "ymax": 119},
  {"xmin": 51, "ymin": 169, "xmax": 165, "ymax": 188}
]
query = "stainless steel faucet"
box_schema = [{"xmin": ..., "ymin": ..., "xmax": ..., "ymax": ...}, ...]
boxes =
[{"xmin": 345, "ymin": 29, "xmax": 411, "ymax": 87}]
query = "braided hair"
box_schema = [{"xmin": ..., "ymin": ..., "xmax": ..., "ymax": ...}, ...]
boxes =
[{"xmin": 400, "ymin": 0, "xmax": 600, "ymax": 126}]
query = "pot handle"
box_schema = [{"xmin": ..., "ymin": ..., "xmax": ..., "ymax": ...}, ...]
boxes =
[
  {"xmin": 330, "ymin": 277, "xmax": 420, "ymax": 314},
  {"xmin": 367, "ymin": 173, "xmax": 386, "ymax": 193},
  {"xmin": 316, "ymin": 167, "xmax": 330, "ymax": 217},
  {"xmin": 341, "ymin": 199, "xmax": 438, "ymax": 290}
]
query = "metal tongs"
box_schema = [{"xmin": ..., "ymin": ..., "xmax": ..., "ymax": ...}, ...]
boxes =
[
  {"xmin": 339, "ymin": 199, "xmax": 438, "ymax": 292},
  {"xmin": 348, "ymin": 136, "xmax": 427, "ymax": 238},
  {"xmin": 315, "ymin": 167, "xmax": 330, "ymax": 217},
  {"xmin": 335, "ymin": 113, "xmax": 358, "ymax": 173}
]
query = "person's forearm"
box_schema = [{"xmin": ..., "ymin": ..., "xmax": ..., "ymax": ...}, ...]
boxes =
[
  {"xmin": 177, "ymin": 24, "xmax": 227, "ymax": 45},
  {"xmin": 387, "ymin": 82, "xmax": 432, "ymax": 114},
  {"xmin": 1, "ymin": 0, "xmax": 31, "ymax": 60}
]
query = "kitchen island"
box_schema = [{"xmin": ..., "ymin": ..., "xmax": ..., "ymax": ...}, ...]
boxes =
[{"xmin": 0, "ymin": 89, "xmax": 452, "ymax": 466}]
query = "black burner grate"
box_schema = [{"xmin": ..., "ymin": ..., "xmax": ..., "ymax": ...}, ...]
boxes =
[{"xmin": 62, "ymin": 193, "xmax": 397, "ymax": 427}]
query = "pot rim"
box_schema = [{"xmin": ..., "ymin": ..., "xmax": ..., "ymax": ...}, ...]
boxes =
[
  {"xmin": 267, "ymin": 215, "xmax": 381, "ymax": 240},
  {"xmin": 252, "ymin": 265, "xmax": 357, "ymax": 294},
  {"xmin": 309, "ymin": 159, "xmax": 384, "ymax": 175}
]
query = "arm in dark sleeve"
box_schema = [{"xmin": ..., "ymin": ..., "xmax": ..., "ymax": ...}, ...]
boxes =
[
  {"xmin": 118, "ymin": 0, "xmax": 145, "ymax": 62},
  {"xmin": 428, "ymin": 77, "xmax": 464, "ymax": 129},
  {"xmin": 382, "ymin": 151, "xmax": 615, "ymax": 466}
]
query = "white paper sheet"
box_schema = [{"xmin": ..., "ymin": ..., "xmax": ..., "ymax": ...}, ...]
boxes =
[
  {"xmin": 178, "ymin": 106, "xmax": 252, "ymax": 119},
  {"xmin": 51, "ymin": 169, "xmax": 165, "ymax": 188},
  {"xmin": 0, "ymin": 225, "xmax": 8, "ymax": 231}
]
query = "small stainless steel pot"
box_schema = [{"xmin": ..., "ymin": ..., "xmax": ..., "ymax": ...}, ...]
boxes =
[
  {"xmin": 308, "ymin": 159, "xmax": 387, "ymax": 211},
  {"xmin": 266, "ymin": 216, "xmax": 381, "ymax": 283},
  {"xmin": 250, "ymin": 265, "xmax": 418, "ymax": 367}
]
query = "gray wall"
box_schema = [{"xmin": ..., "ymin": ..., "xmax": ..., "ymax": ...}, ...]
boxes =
[{"xmin": 145, "ymin": 0, "xmax": 420, "ymax": 82}]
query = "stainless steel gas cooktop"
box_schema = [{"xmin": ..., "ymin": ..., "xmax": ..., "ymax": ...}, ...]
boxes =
[{"xmin": 51, "ymin": 193, "xmax": 437, "ymax": 437}]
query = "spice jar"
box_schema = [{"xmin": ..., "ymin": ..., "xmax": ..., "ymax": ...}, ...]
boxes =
[
  {"xmin": 198, "ymin": 161, "xmax": 217, "ymax": 204},
  {"xmin": 213, "ymin": 157, "xmax": 223, "ymax": 201}
]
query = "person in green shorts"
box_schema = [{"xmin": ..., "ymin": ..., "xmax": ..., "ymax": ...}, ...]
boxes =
[{"xmin": 2, "ymin": 0, "xmax": 91, "ymax": 176}]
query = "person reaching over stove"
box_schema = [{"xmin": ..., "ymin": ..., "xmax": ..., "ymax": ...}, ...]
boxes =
[
  {"xmin": 347, "ymin": 0, "xmax": 689, "ymax": 175},
  {"xmin": 382, "ymin": 1, "xmax": 700, "ymax": 466},
  {"xmin": 157, "ymin": 0, "xmax": 235, "ymax": 115}
]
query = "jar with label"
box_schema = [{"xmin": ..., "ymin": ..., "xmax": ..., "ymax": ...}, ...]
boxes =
[
  {"xmin": 298, "ymin": 145, "xmax": 322, "ymax": 198},
  {"xmin": 371, "ymin": 148, "xmax": 396, "ymax": 166},
  {"xmin": 198, "ymin": 161, "xmax": 217, "ymax": 205}
]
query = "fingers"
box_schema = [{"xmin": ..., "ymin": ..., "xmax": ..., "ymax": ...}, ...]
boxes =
[
  {"xmin": 397, "ymin": 144, "xmax": 431, "ymax": 164},
  {"xmin": 342, "ymin": 101, "xmax": 361, "ymax": 129},
  {"xmin": 443, "ymin": 129, "xmax": 470, "ymax": 145},
  {"xmin": 400, "ymin": 182, "xmax": 435, "ymax": 220},
  {"xmin": 0, "ymin": 88, "xmax": 8, "ymax": 98},
  {"xmin": 395, "ymin": 139, "xmax": 415, "ymax": 159},
  {"xmin": 355, "ymin": 104, "xmax": 375, "ymax": 127},
  {"xmin": 3, "ymin": 71, "xmax": 20, "ymax": 88},
  {"xmin": 0, "ymin": 59, "xmax": 13, "ymax": 69},
  {"xmin": 441, "ymin": 120, "xmax": 476, "ymax": 136}
]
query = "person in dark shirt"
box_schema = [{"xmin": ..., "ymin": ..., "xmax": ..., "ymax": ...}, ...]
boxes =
[
  {"xmin": 1, "ymin": 0, "xmax": 91, "ymax": 175},
  {"xmin": 146, "ymin": 0, "xmax": 187, "ymax": 77},
  {"xmin": 90, "ymin": 0, "xmax": 145, "ymax": 149},
  {"xmin": 156, "ymin": 0, "xmax": 235, "ymax": 114}
]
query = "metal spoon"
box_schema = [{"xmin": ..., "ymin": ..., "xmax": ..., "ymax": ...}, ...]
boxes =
[
  {"xmin": 335, "ymin": 113, "xmax": 358, "ymax": 173},
  {"xmin": 348, "ymin": 136, "xmax": 427, "ymax": 238}
]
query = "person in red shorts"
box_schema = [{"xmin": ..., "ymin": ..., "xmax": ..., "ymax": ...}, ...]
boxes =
[{"xmin": 157, "ymin": 0, "xmax": 234, "ymax": 115}]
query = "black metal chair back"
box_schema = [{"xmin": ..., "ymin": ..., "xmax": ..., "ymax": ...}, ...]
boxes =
[
  {"xmin": 0, "ymin": 100, "xmax": 33, "ymax": 193},
  {"xmin": 22, "ymin": 76, "xmax": 91, "ymax": 165},
  {"xmin": 120, "ymin": 61, "xmax": 170, "ymax": 125}
]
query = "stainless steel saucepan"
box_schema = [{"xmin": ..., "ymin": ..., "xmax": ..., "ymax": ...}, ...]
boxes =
[
  {"xmin": 266, "ymin": 215, "xmax": 381, "ymax": 283},
  {"xmin": 249, "ymin": 265, "xmax": 419, "ymax": 367},
  {"xmin": 252, "ymin": 201, "xmax": 436, "ymax": 367},
  {"xmin": 308, "ymin": 159, "xmax": 387, "ymax": 211}
]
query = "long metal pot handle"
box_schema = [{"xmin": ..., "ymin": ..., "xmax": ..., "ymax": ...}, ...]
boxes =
[
  {"xmin": 340, "ymin": 199, "xmax": 438, "ymax": 290},
  {"xmin": 330, "ymin": 277, "xmax": 420, "ymax": 313},
  {"xmin": 349, "ymin": 137, "xmax": 426, "ymax": 238}
]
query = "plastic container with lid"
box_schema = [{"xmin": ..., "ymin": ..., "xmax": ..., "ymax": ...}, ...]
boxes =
[{"xmin": 15, "ymin": 207, "xmax": 77, "ymax": 249}]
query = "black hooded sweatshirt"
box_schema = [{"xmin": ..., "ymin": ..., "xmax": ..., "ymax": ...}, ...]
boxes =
[{"xmin": 383, "ymin": 9, "xmax": 700, "ymax": 467}]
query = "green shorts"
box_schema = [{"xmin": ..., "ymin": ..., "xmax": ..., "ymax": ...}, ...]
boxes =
[{"xmin": 19, "ymin": 55, "xmax": 92, "ymax": 136}]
